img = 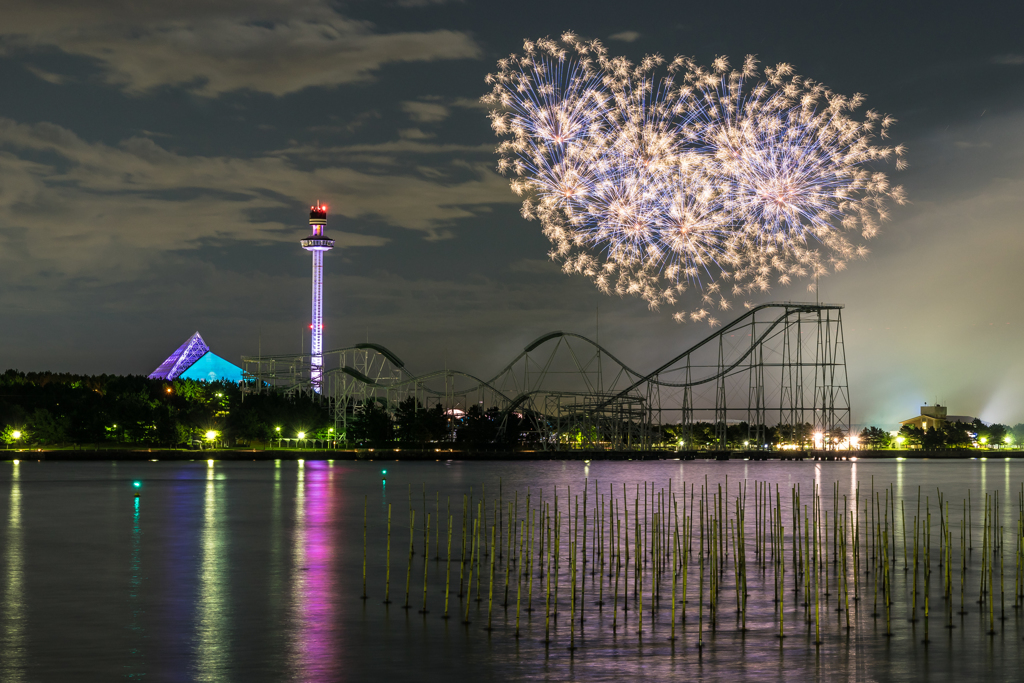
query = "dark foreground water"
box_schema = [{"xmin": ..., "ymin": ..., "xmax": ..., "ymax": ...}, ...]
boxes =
[{"xmin": 1, "ymin": 458, "xmax": 1023, "ymax": 682}]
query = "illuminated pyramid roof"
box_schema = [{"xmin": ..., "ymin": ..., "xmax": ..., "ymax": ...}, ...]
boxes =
[{"xmin": 149, "ymin": 332, "xmax": 243, "ymax": 383}]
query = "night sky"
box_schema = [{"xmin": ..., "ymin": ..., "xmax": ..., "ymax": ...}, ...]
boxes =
[{"xmin": 1, "ymin": 0, "xmax": 1022, "ymax": 429}]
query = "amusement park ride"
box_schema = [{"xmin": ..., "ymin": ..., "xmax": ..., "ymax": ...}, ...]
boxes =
[{"xmin": 241, "ymin": 207, "xmax": 851, "ymax": 451}]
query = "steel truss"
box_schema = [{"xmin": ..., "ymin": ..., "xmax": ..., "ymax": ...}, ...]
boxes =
[{"xmin": 240, "ymin": 302, "xmax": 849, "ymax": 451}]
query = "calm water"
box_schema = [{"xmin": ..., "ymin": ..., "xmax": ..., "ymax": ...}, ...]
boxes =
[{"xmin": 1, "ymin": 458, "xmax": 1023, "ymax": 682}]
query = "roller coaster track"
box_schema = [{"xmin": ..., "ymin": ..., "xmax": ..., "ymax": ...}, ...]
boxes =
[{"xmin": 241, "ymin": 301, "xmax": 849, "ymax": 451}]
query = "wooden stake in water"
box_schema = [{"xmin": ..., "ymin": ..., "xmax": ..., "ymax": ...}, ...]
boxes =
[
  {"xmin": 503, "ymin": 502, "xmax": 512, "ymax": 608},
  {"xmin": 486, "ymin": 524, "xmax": 496, "ymax": 632},
  {"xmin": 910, "ymin": 516, "xmax": 919, "ymax": 622},
  {"xmin": 459, "ymin": 495, "xmax": 468, "ymax": 597},
  {"xmin": 670, "ymin": 525, "xmax": 678, "ymax": 641},
  {"xmin": 463, "ymin": 517, "xmax": 477, "ymax": 625},
  {"xmin": 813, "ymin": 501, "xmax": 821, "ymax": 645},
  {"xmin": 902, "ymin": 500, "xmax": 908, "ymax": 572},
  {"xmin": 515, "ymin": 520, "xmax": 524, "ymax": 638},
  {"xmin": 778, "ymin": 519, "xmax": 785, "ymax": 639},
  {"xmin": 959, "ymin": 515, "xmax": 967, "ymax": 616},
  {"xmin": 443, "ymin": 514, "xmax": 453, "ymax": 619},
  {"xmin": 419, "ymin": 513, "xmax": 430, "ymax": 614},
  {"xmin": 699, "ymin": 499, "xmax": 705, "ymax": 649},
  {"xmin": 613, "ymin": 517, "xmax": 621, "ymax": 633},
  {"xmin": 526, "ymin": 507, "xmax": 535, "ymax": 614},
  {"xmin": 543, "ymin": 512, "xmax": 552, "ymax": 644},
  {"xmin": 923, "ymin": 506, "xmax": 930, "ymax": 644},
  {"xmin": 404, "ymin": 510, "xmax": 415, "ymax": 609},
  {"xmin": 569, "ymin": 541, "xmax": 577, "ymax": 652}
]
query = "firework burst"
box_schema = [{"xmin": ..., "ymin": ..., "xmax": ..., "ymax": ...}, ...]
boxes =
[{"xmin": 483, "ymin": 34, "xmax": 907, "ymax": 324}]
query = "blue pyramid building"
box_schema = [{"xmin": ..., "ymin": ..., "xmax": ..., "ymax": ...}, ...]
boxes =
[{"xmin": 149, "ymin": 332, "xmax": 243, "ymax": 383}]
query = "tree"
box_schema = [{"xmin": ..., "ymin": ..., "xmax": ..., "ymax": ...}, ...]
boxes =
[
  {"xmin": 1, "ymin": 425, "xmax": 25, "ymax": 448},
  {"xmin": 859, "ymin": 426, "xmax": 892, "ymax": 449},
  {"xmin": 942, "ymin": 422, "xmax": 972, "ymax": 449},
  {"xmin": 897, "ymin": 424, "xmax": 923, "ymax": 448},
  {"xmin": 230, "ymin": 407, "xmax": 270, "ymax": 446},
  {"xmin": 456, "ymin": 405, "xmax": 500, "ymax": 446},
  {"xmin": 350, "ymin": 399, "xmax": 392, "ymax": 447},
  {"xmin": 394, "ymin": 398, "xmax": 447, "ymax": 446},
  {"xmin": 921, "ymin": 425, "xmax": 945, "ymax": 450},
  {"xmin": 27, "ymin": 408, "xmax": 69, "ymax": 445},
  {"xmin": 1012, "ymin": 423, "xmax": 1024, "ymax": 448},
  {"xmin": 987, "ymin": 423, "xmax": 1009, "ymax": 447}
]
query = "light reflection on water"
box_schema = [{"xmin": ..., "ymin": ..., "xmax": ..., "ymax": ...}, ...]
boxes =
[
  {"xmin": 125, "ymin": 495, "xmax": 144, "ymax": 680},
  {"xmin": 195, "ymin": 462, "xmax": 227, "ymax": 682},
  {"xmin": 1, "ymin": 462, "xmax": 23, "ymax": 683},
  {"xmin": 0, "ymin": 459, "xmax": 1021, "ymax": 681},
  {"xmin": 289, "ymin": 461, "xmax": 340, "ymax": 679}
]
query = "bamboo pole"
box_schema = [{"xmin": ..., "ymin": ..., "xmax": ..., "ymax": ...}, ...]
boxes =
[
  {"xmin": 443, "ymin": 514, "xmax": 453, "ymax": 619},
  {"xmin": 515, "ymin": 520, "xmax": 523, "ymax": 637},
  {"xmin": 486, "ymin": 524, "xmax": 496, "ymax": 632},
  {"xmin": 463, "ymin": 517, "xmax": 477, "ymax": 625},
  {"xmin": 404, "ymin": 510, "xmax": 415, "ymax": 609},
  {"xmin": 419, "ymin": 513, "xmax": 431, "ymax": 614}
]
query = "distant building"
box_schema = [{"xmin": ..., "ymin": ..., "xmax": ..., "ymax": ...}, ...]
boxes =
[
  {"xmin": 899, "ymin": 404, "xmax": 975, "ymax": 432},
  {"xmin": 148, "ymin": 332, "xmax": 243, "ymax": 383}
]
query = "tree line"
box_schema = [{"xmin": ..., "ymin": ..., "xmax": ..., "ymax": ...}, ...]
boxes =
[
  {"xmin": 859, "ymin": 420, "xmax": 1024, "ymax": 450},
  {"xmin": 0, "ymin": 370, "xmax": 330, "ymax": 448},
  {"xmin": 4, "ymin": 369, "xmax": 1019, "ymax": 451}
]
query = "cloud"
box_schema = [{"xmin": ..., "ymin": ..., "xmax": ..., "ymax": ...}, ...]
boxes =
[
  {"xmin": 992, "ymin": 54, "xmax": 1024, "ymax": 65},
  {"xmin": 401, "ymin": 101, "xmax": 450, "ymax": 123},
  {"xmin": 398, "ymin": 127, "xmax": 435, "ymax": 140},
  {"xmin": 609, "ymin": 31, "xmax": 641, "ymax": 43},
  {"xmin": 0, "ymin": 117, "xmax": 518, "ymax": 290},
  {"xmin": 23, "ymin": 65, "xmax": 66, "ymax": 85},
  {"xmin": 0, "ymin": 0, "xmax": 481, "ymax": 95}
]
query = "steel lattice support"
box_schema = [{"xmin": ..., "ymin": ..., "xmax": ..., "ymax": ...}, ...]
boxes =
[{"xmin": 240, "ymin": 302, "xmax": 851, "ymax": 452}]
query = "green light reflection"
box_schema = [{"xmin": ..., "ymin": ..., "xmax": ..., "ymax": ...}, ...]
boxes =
[{"xmin": 126, "ymin": 494, "xmax": 144, "ymax": 679}]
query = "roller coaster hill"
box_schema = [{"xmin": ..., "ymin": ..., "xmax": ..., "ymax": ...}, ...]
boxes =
[{"xmin": 241, "ymin": 302, "xmax": 851, "ymax": 454}]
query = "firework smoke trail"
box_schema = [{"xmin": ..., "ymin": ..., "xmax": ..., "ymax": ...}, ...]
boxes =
[{"xmin": 483, "ymin": 34, "xmax": 907, "ymax": 325}]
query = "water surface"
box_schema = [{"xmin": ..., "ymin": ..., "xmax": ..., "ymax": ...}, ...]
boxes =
[{"xmin": 1, "ymin": 458, "xmax": 1022, "ymax": 681}]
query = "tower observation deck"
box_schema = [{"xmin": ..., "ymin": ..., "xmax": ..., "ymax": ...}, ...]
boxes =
[{"xmin": 301, "ymin": 204, "xmax": 334, "ymax": 392}]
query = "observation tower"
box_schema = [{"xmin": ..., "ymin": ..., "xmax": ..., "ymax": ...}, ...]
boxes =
[{"xmin": 301, "ymin": 203, "xmax": 334, "ymax": 392}]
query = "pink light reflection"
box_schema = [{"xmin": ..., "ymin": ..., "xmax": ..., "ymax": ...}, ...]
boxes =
[{"xmin": 290, "ymin": 462, "xmax": 340, "ymax": 677}]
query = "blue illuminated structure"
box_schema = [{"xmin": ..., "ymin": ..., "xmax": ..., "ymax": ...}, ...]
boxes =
[{"xmin": 149, "ymin": 332, "xmax": 243, "ymax": 383}]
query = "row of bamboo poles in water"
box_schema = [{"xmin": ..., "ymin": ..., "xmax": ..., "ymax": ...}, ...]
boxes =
[{"xmin": 361, "ymin": 476, "xmax": 1024, "ymax": 649}]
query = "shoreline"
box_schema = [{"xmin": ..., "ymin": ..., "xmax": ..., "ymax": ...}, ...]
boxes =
[{"xmin": 2, "ymin": 448, "xmax": 1020, "ymax": 462}]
